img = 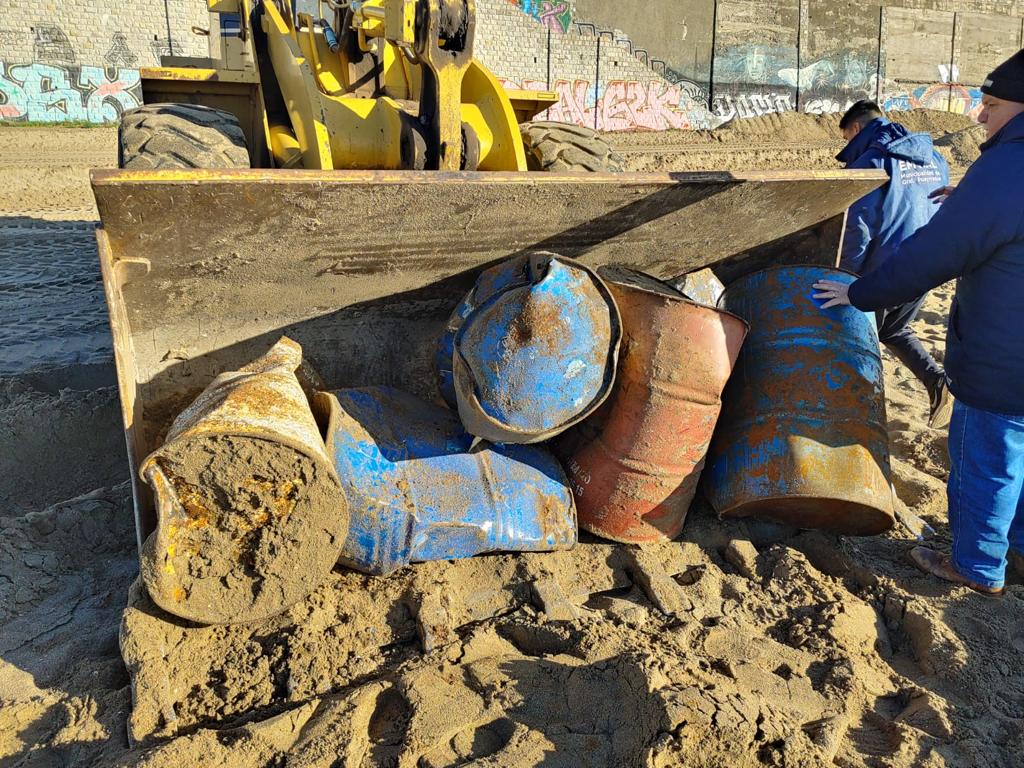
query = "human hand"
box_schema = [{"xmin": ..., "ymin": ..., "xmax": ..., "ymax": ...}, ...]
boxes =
[
  {"xmin": 928, "ymin": 185, "xmax": 956, "ymax": 204},
  {"xmin": 812, "ymin": 279, "xmax": 851, "ymax": 309}
]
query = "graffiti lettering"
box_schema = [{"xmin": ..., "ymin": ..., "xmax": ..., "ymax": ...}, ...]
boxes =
[
  {"xmin": 598, "ymin": 80, "xmax": 701, "ymax": 131},
  {"xmin": 33, "ymin": 25, "xmax": 76, "ymax": 65},
  {"xmin": 802, "ymin": 97, "xmax": 856, "ymax": 116},
  {"xmin": 105, "ymin": 32, "xmax": 139, "ymax": 68},
  {"xmin": 712, "ymin": 92, "xmax": 793, "ymax": 122},
  {"xmin": 507, "ymin": 78, "xmax": 716, "ymax": 131},
  {"xmin": 0, "ymin": 62, "xmax": 142, "ymax": 123},
  {"xmin": 509, "ymin": 0, "xmax": 574, "ymax": 35}
]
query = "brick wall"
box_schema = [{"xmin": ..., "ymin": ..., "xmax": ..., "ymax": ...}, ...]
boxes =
[
  {"xmin": 0, "ymin": 0, "xmax": 208, "ymax": 67},
  {"xmin": 0, "ymin": 0, "xmax": 208, "ymax": 123}
]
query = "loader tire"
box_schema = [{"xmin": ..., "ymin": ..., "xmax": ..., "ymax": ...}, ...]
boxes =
[
  {"xmin": 520, "ymin": 121, "xmax": 623, "ymax": 173},
  {"xmin": 119, "ymin": 103, "xmax": 250, "ymax": 170}
]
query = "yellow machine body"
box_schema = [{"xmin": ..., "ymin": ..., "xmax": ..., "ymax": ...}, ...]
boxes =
[{"xmin": 139, "ymin": 0, "xmax": 558, "ymax": 171}]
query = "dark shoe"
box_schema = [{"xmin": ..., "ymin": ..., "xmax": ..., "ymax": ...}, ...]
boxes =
[
  {"xmin": 1009, "ymin": 550, "xmax": 1024, "ymax": 580},
  {"xmin": 928, "ymin": 378, "xmax": 954, "ymax": 430},
  {"xmin": 909, "ymin": 546, "xmax": 1004, "ymax": 597}
]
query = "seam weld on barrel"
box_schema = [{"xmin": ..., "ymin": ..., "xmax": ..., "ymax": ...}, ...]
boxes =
[
  {"xmin": 561, "ymin": 267, "xmax": 748, "ymax": 543},
  {"xmin": 438, "ymin": 252, "xmax": 621, "ymax": 444},
  {"xmin": 314, "ymin": 386, "xmax": 577, "ymax": 575},
  {"xmin": 704, "ymin": 266, "xmax": 895, "ymax": 535},
  {"xmin": 139, "ymin": 337, "xmax": 347, "ymax": 625}
]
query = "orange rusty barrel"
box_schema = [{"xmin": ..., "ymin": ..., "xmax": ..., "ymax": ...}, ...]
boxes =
[
  {"xmin": 563, "ymin": 268, "xmax": 748, "ymax": 543},
  {"xmin": 704, "ymin": 266, "xmax": 895, "ymax": 535}
]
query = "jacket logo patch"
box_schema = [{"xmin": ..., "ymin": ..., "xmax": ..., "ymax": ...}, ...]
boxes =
[{"xmin": 897, "ymin": 159, "xmax": 943, "ymax": 185}]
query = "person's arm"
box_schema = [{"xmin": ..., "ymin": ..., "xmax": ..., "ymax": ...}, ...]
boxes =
[{"xmin": 847, "ymin": 159, "xmax": 1010, "ymax": 311}]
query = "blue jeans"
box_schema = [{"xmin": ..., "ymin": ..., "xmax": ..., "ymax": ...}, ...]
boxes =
[{"xmin": 948, "ymin": 400, "xmax": 1024, "ymax": 588}]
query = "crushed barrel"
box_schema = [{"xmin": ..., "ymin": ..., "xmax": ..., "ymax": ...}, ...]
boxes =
[
  {"xmin": 439, "ymin": 252, "xmax": 621, "ymax": 444},
  {"xmin": 563, "ymin": 268, "xmax": 747, "ymax": 543},
  {"xmin": 704, "ymin": 266, "xmax": 895, "ymax": 535},
  {"xmin": 314, "ymin": 386, "xmax": 577, "ymax": 575},
  {"xmin": 139, "ymin": 337, "xmax": 347, "ymax": 625}
]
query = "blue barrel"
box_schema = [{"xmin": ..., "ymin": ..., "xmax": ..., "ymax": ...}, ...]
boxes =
[
  {"xmin": 436, "ymin": 253, "xmax": 621, "ymax": 444},
  {"xmin": 703, "ymin": 266, "xmax": 894, "ymax": 535},
  {"xmin": 313, "ymin": 386, "xmax": 577, "ymax": 575},
  {"xmin": 436, "ymin": 255, "xmax": 529, "ymax": 409}
]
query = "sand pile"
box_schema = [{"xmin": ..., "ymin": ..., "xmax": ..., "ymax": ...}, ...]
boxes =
[
  {"xmin": 2, "ymin": 118, "xmax": 1021, "ymax": 768},
  {"xmin": 934, "ymin": 125, "xmax": 988, "ymax": 171},
  {"xmin": 610, "ymin": 109, "xmax": 982, "ymax": 176}
]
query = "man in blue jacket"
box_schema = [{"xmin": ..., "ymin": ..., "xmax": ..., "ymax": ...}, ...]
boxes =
[
  {"xmin": 837, "ymin": 100, "xmax": 952, "ymax": 428},
  {"xmin": 814, "ymin": 49, "xmax": 1024, "ymax": 596}
]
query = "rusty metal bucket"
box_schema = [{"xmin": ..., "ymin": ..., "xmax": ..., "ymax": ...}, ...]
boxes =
[
  {"xmin": 314, "ymin": 386, "xmax": 576, "ymax": 575},
  {"xmin": 139, "ymin": 338, "xmax": 347, "ymax": 625},
  {"xmin": 704, "ymin": 266, "xmax": 895, "ymax": 535},
  {"xmin": 562, "ymin": 268, "xmax": 748, "ymax": 543},
  {"xmin": 443, "ymin": 253, "xmax": 622, "ymax": 444}
]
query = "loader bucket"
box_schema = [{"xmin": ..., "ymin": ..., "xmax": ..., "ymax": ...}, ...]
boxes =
[{"xmin": 91, "ymin": 168, "xmax": 885, "ymax": 552}]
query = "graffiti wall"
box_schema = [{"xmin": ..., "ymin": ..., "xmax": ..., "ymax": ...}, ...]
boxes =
[
  {"xmin": 710, "ymin": 43, "xmax": 878, "ymax": 121},
  {"xmin": 0, "ymin": 62, "xmax": 141, "ymax": 123},
  {"xmin": 883, "ymin": 84, "xmax": 984, "ymax": 120},
  {"xmin": 505, "ymin": 77, "xmax": 716, "ymax": 131},
  {"xmin": 508, "ymin": 0, "xmax": 574, "ymax": 34},
  {"xmin": 0, "ymin": 3, "xmax": 208, "ymax": 123}
]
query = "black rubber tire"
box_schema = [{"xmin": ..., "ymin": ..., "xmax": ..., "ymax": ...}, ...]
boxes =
[
  {"xmin": 520, "ymin": 121, "xmax": 623, "ymax": 173},
  {"xmin": 118, "ymin": 103, "xmax": 250, "ymax": 170}
]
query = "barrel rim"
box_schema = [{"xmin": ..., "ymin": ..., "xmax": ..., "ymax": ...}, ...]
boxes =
[
  {"xmin": 599, "ymin": 265, "xmax": 750, "ymax": 329},
  {"xmin": 712, "ymin": 493, "xmax": 895, "ymax": 536},
  {"xmin": 452, "ymin": 254, "xmax": 624, "ymax": 443},
  {"xmin": 717, "ymin": 263, "xmax": 861, "ymax": 308}
]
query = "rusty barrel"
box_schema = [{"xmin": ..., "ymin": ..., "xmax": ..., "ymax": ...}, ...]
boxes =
[
  {"xmin": 314, "ymin": 386, "xmax": 577, "ymax": 575},
  {"xmin": 437, "ymin": 252, "xmax": 621, "ymax": 444},
  {"xmin": 704, "ymin": 266, "xmax": 895, "ymax": 535},
  {"xmin": 563, "ymin": 268, "xmax": 748, "ymax": 543}
]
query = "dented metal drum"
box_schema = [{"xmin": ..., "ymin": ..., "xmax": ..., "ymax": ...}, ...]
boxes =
[
  {"xmin": 704, "ymin": 266, "xmax": 895, "ymax": 535},
  {"xmin": 438, "ymin": 252, "xmax": 621, "ymax": 444},
  {"xmin": 314, "ymin": 386, "xmax": 577, "ymax": 575},
  {"xmin": 564, "ymin": 268, "xmax": 747, "ymax": 543},
  {"xmin": 139, "ymin": 338, "xmax": 347, "ymax": 625}
]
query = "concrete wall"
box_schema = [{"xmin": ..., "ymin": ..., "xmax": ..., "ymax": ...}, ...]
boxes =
[
  {"xmin": 571, "ymin": 0, "xmax": 715, "ymax": 87},
  {"xmin": 2, "ymin": 1, "xmax": 1023, "ymax": 127},
  {"xmin": 491, "ymin": 0, "xmax": 1023, "ymax": 128},
  {"xmin": 0, "ymin": 0, "xmax": 208, "ymax": 122}
]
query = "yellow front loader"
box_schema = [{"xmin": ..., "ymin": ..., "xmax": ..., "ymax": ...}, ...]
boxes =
[
  {"xmin": 93, "ymin": 0, "xmax": 887, "ymax": 552},
  {"xmin": 119, "ymin": 0, "xmax": 619, "ymax": 173}
]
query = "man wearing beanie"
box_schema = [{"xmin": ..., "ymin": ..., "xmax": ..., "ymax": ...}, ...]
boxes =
[
  {"xmin": 813, "ymin": 48, "xmax": 1024, "ymax": 596},
  {"xmin": 835, "ymin": 99, "xmax": 952, "ymax": 428}
]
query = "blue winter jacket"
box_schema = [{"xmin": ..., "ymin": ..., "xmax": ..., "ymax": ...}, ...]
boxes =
[
  {"xmin": 838, "ymin": 118, "xmax": 949, "ymax": 274},
  {"xmin": 849, "ymin": 112, "xmax": 1024, "ymax": 415}
]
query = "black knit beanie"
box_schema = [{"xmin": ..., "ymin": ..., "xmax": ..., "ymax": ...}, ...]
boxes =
[{"xmin": 981, "ymin": 49, "xmax": 1024, "ymax": 103}]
